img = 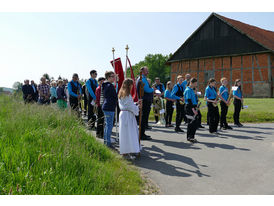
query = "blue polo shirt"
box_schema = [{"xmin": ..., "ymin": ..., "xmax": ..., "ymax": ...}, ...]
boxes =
[
  {"xmin": 156, "ymin": 84, "xmax": 165, "ymax": 93},
  {"xmin": 137, "ymin": 75, "xmax": 154, "ymax": 93},
  {"xmin": 204, "ymin": 86, "xmax": 217, "ymax": 100},
  {"xmin": 184, "ymin": 86, "xmax": 197, "ymax": 105},
  {"xmin": 219, "ymin": 85, "xmax": 229, "ymax": 101},
  {"xmin": 233, "ymin": 87, "xmax": 242, "ymax": 98},
  {"xmin": 68, "ymin": 80, "xmax": 82, "ymax": 98},
  {"xmin": 164, "ymin": 89, "xmax": 175, "ymax": 100},
  {"xmin": 171, "ymin": 83, "xmax": 184, "ymax": 100},
  {"xmin": 181, "ymin": 80, "xmax": 188, "ymax": 91},
  {"xmin": 86, "ymin": 78, "xmax": 98, "ymax": 100}
]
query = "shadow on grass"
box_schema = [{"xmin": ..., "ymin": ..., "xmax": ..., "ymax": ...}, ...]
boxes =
[{"xmin": 135, "ymin": 145, "xmax": 210, "ymax": 178}]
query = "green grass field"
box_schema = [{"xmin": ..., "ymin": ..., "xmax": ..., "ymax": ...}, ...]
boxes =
[
  {"xmin": 0, "ymin": 94, "xmax": 144, "ymax": 195},
  {"xmin": 150, "ymin": 98, "xmax": 274, "ymax": 123}
]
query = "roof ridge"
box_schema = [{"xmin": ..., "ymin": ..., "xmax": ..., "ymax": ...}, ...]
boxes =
[{"xmin": 213, "ymin": 13, "xmax": 274, "ymax": 51}]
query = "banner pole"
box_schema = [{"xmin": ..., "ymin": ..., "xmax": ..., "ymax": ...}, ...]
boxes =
[
  {"xmin": 112, "ymin": 47, "xmax": 118, "ymax": 141},
  {"xmin": 125, "ymin": 44, "xmax": 129, "ymax": 79}
]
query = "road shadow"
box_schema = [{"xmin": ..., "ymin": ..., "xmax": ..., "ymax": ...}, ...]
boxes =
[
  {"xmin": 242, "ymin": 125, "xmax": 274, "ymax": 130},
  {"xmin": 197, "ymin": 140, "xmax": 250, "ymax": 151},
  {"xmin": 149, "ymin": 138, "xmax": 201, "ymax": 150},
  {"xmin": 231, "ymin": 128, "xmax": 271, "ymax": 135},
  {"xmin": 149, "ymin": 127, "xmax": 180, "ymax": 134},
  {"xmin": 220, "ymin": 132, "xmax": 265, "ymax": 141},
  {"xmin": 135, "ymin": 145, "xmax": 210, "ymax": 178}
]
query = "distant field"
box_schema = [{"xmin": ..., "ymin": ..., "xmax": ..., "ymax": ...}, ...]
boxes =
[
  {"xmin": 149, "ymin": 98, "xmax": 274, "ymax": 123},
  {"xmin": 0, "ymin": 94, "xmax": 145, "ymax": 195}
]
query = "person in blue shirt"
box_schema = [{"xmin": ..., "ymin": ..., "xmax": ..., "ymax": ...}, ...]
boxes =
[
  {"xmin": 204, "ymin": 78, "xmax": 219, "ymax": 134},
  {"xmin": 219, "ymin": 77, "xmax": 233, "ymax": 130},
  {"xmin": 153, "ymin": 77, "xmax": 165, "ymax": 124},
  {"xmin": 50, "ymin": 81, "xmax": 58, "ymax": 104},
  {"xmin": 193, "ymin": 87, "xmax": 204, "ymax": 129},
  {"xmin": 184, "ymin": 78, "xmax": 199, "ymax": 143},
  {"xmin": 136, "ymin": 66, "xmax": 155, "ymax": 140},
  {"xmin": 182, "ymin": 73, "xmax": 191, "ymax": 91},
  {"xmin": 86, "ymin": 70, "xmax": 98, "ymax": 129},
  {"xmin": 68, "ymin": 73, "xmax": 82, "ymax": 117},
  {"xmin": 164, "ymin": 81, "xmax": 176, "ymax": 127},
  {"xmin": 233, "ymin": 79, "xmax": 244, "ymax": 127},
  {"xmin": 171, "ymin": 75, "xmax": 185, "ymax": 133}
]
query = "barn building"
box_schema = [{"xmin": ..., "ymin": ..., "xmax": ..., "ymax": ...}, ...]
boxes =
[{"xmin": 167, "ymin": 13, "xmax": 274, "ymax": 97}]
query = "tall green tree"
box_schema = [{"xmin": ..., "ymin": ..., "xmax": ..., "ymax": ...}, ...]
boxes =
[{"xmin": 127, "ymin": 53, "xmax": 172, "ymax": 85}]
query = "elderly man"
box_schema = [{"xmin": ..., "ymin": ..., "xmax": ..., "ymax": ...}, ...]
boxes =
[
  {"xmin": 38, "ymin": 77, "xmax": 51, "ymax": 105},
  {"xmin": 22, "ymin": 79, "xmax": 34, "ymax": 103},
  {"xmin": 136, "ymin": 66, "xmax": 156, "ymax": 140}
]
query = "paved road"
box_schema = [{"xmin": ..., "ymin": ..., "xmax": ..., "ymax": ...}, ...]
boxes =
[{"xmin": 133, "ymin": 122, "xmax": 274, "ymax": 195}]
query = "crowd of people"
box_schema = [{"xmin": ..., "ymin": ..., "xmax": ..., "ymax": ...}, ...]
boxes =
[{"xmin": 21, "ymin": 66, "xmax": 244, "ymax": 160}]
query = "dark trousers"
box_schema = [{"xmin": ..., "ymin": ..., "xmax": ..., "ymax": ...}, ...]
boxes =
[
  {"xmin": 88, "ymin": 99, "xmax": 96, "ymax": 128},
  {"xmin": 51, "ymin": 97, "xmax": 57, "ymax": 103},
  {"xmin": 185, "ymin": 104, "xmax": 198, "ymax": 140},
  {"xmin": 70, "ymin": 97, "xmax": 79, "ymax": 113},
  {"xmin": 207, "ymin": 103, "xmax": 219, "ymax": 133},
  {"xmin": 233, "ymin": 99, "xmax": 242, "ymax": 124},
  {"xmin": 83, "ymin": 96, "xmax": 87, "ymax": 112},
  {"xmin": 197, "ymin": 110, "xmax": 202, "ymax": 126},
  {"xmin": 141, "ymin": 99, "xmax": 152, "ymax": 136},
  {"xmin": 96, "ymin": 106, "xmax": 104, "ymax": 137},
  {"xmin": 175, "ymin": 101, "xmax": 185, "ymax": 129},
  {"xmin": 220, "ymin": 101, "xmax": 228, "ymax": 127},
  {"xmin": 165, "ymin": 101, "xmax": 174, "ymax": 125}
]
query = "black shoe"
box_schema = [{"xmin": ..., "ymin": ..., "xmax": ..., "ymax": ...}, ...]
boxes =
[
  {"xmin": 238, "ymin": 123, "xmax": 243, "ymax": 127},
  {"xmin": 175, "ymin": 127, "xmax": 184, "ymax": 133},
  {"xmin": 199, "ymin": 125, "xmax": 205, "ymax": 128},
  {"xmin": 141, "ymin": 134, "xmax": 152, "ymax": 140},
  {"xmin": 226, "ymin": 126, "xmax": 233, "ymax": 130},
  {"xmin": 146, "ymin": 126, "xmax": 152, "ymax": 130},
  {"xmin": 234, "ymin": 123, "xmax": 242, "ymax": 127},
  {"xmin": 187, "ymin": 138, "xmax": 198, "ymax": 143},
  {"xmin": 168, "ymin": 124, "xmax": 174, "ymax": 127}
]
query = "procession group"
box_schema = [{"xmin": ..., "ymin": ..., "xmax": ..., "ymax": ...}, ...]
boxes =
[{"xmin": 21, "ymin": 66, "xmax": 244, "ymax": 160}]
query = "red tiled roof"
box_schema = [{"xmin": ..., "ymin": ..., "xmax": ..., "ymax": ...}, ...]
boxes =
[{"xmin": 215, "ymin": 13, "xmax": 274, "ymax": 51}]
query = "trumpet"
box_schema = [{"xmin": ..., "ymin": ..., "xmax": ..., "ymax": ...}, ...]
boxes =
[{"xmin": 226, "ymin": 89, "xmax": 233, "ymax": 106}]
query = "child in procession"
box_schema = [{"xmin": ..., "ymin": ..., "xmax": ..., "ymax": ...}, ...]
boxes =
[
  {"xmin": 204, "ymin": 78, "xmax": 220, "ymax": 134},
  {"xmin": 118, "ymin": 78, "xmax": 142, "ymax": 159},
  {"xmin": 164, "ymin": 81, "xmax": 176, "ymax": 127},
  {"xmin": 219, "ymin": 77, "xmax": 233, "ymax": 130},
  {"xmin": 184, "ymin": 78, "xmax": 199, "ymax": 143},
  {"xmin": 233, "ymin": 79, "xmax": 244, "ymax": 127}
]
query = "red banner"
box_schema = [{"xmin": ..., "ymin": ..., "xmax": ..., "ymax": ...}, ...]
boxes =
[
  {"xmin": 110, "ymin": 58, "xmax": 124, "ymax": 92},
  {"xmin": 126, "ymin": 56, "xmax": 138, "ymax": 102}
]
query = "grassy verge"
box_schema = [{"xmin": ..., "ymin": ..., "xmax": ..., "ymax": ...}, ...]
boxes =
[
  {"xmin": 0, "ymin": 94, "xmax": 144, "ymax": 195},
  {"xmin": 150, "ymin": 98, "xmax": 274, "ymax": 123}
]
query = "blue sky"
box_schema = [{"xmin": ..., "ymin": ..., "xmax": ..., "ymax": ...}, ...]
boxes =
[{"xmin": 1, "ymin": 12, "xmax": 274, "ymax": 88}]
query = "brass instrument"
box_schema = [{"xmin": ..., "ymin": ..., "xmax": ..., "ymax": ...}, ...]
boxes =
[
  {"xmin": 212, "ymin": 95, "xmax": 220, "ymax": 107},
  {"xmin": 226, "ymin": 89, "xmax": 233, "ymax": 106}
]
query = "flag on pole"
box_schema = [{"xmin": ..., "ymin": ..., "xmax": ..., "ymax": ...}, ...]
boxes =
[
  {"xmin": 126, "ymin": 56, "xmax": 138, "ymax": 102},
  {"xmin": 110, "ymin": 57, "xmax": 124, "ymax": 92}
]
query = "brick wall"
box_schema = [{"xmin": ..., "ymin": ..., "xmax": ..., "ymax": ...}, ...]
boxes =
[{"xmin": 170, "ymin": 52, "xmax": 273, "ymax": 97}]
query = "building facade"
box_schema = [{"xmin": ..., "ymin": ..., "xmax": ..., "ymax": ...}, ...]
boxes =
[{"xmin": 167, "ymin": 13, "xmax": 274, "ymax": 97}]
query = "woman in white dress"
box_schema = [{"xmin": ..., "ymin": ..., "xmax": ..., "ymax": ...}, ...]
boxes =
[{"xmin": 118, "ymin": 78, "xmax": 142, "ymax": 159}]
